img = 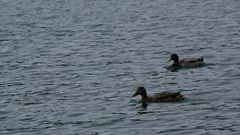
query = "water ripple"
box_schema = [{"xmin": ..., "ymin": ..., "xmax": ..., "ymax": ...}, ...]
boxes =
[{"xmin": 1, "ymin": 0, "xmax": 240, "ymax": 135}]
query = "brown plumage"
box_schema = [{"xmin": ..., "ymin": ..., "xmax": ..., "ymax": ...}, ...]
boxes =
[{"xmin": 132, "ymin": 87, "xmax": 185, "ymax": 102}]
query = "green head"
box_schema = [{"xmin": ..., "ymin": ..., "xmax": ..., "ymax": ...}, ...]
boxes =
[
  {"xmin": 167, "ymin": 54, "xmax": 179, "ymax": 64},
  {"xmin": 132, "ymin": 87, "xmax": 147, "ymax": 99}
]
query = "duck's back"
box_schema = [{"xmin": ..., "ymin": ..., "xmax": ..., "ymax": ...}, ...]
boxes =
[
  {"xmin": 180, "ymin": 57, "xmax": 204, "ymax": 67},
  {"xmin": 148, "ymin": 92, "xmax": 185, "ymax": 102}
]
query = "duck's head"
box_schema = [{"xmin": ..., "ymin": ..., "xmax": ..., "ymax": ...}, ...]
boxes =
[
  {"xmin": 167, "ymin": 54, "xmax": 179, "ymax": 64},
  {"xmin": 132, "ymin": 87, "xmax": 147, "ymax": 99}
]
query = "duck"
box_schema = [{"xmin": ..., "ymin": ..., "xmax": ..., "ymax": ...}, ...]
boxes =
[
  {"xmin": 166, "ymin": 54, "xmax": 204, "ymax": 71},
  {"xmin": 132, "ymin": 87, "xmax": 185, "ymax": 102}
]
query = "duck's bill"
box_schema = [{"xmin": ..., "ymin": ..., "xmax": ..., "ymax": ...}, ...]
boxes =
[
  {"xmin": 132, "ymin": 92, "xmax": 138, "ymax": 97},
  {"xmin": 166, "ymin": 57, "xmax": 172, "ymax": 63}
]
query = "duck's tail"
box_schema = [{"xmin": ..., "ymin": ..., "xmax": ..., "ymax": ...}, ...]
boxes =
[
  {"xmin": 172, "ymin": 92, "xmax": 185, "ymax": 100},
  {"xmin": 198, "ymin": 57, "xmax": 204, "ymax": 62}
]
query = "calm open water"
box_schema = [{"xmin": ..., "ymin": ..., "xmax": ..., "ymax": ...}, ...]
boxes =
[{"xmin": 1, "ymin": 0, "xmax": 240, "ymax": 134}]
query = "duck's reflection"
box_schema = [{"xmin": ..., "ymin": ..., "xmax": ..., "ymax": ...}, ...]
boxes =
[{"xmin": 141, "ymin": 101, "xmax": 148, "ymax": 109}]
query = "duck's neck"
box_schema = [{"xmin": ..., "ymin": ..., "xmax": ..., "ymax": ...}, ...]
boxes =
[
  {"xmin": 173, "ymin": 58, "xmax": 179, "ymax": 65},
  {"xmin": 140, "ymin": 92, "xmax": 147, "ymax": 101}
]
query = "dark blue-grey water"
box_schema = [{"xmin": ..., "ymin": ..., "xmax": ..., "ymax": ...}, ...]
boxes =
[{"xmin": 1, "ymin": 0, "xmax": 240, "ymax": 134}]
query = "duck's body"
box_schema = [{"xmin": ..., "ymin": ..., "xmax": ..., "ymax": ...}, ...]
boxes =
[
  {"xmin": 132, "ymin": 87, "xmax": 185, "ymax": 102},
  {"xmin": 179, "ymin": 57, "xmax": 204, "ymax": 68},
  {"xmin": 166, "ymin": 54, "xmax": 204, "ymax": 71}
]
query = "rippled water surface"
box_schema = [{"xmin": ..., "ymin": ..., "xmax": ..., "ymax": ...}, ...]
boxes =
[{"xmin": 1, "ymin": 0, "xmax": 240, "ymax": 134}]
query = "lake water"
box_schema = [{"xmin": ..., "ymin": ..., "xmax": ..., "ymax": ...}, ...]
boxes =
[{"xmin": 1, "ymin": 0, "xmax": 240, "ymax": 134}]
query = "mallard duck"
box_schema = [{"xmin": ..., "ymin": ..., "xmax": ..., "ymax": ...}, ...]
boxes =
[
  {"xmin": 167, "ymin": 54, "xmax": 204, "ymax": 68},
  {"xmin": 132, "ymin": 87, "xmax": 185, "ymax": 102}
]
